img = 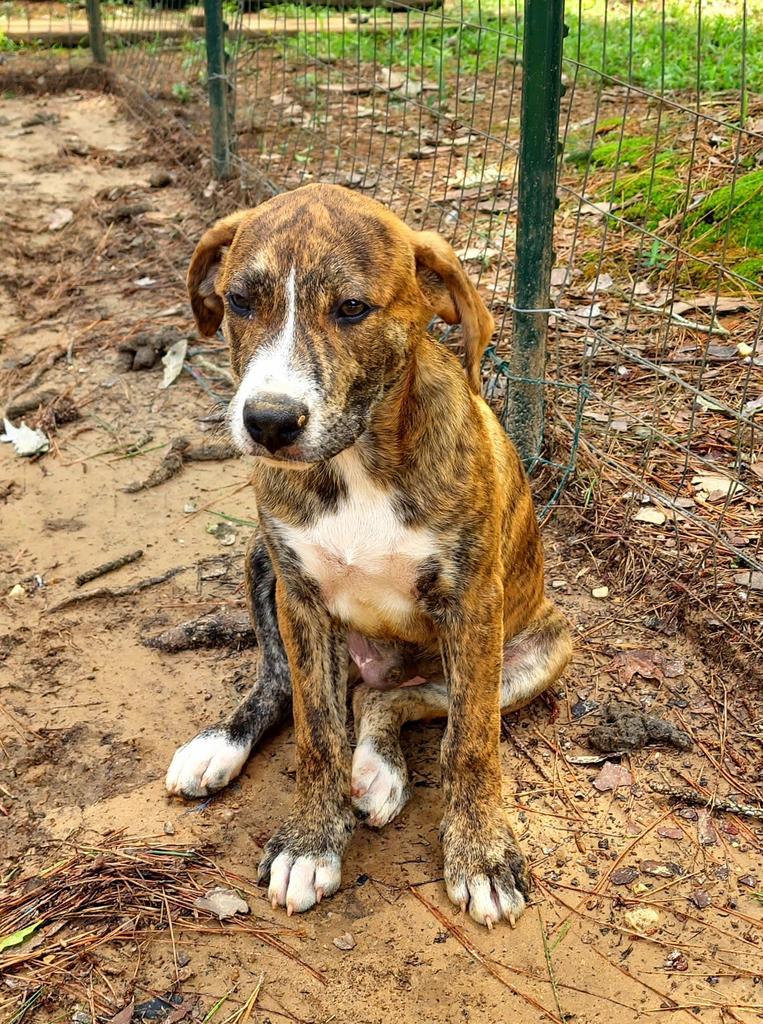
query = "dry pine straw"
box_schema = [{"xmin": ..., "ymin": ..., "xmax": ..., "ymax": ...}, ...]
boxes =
[{"xmin": 0, "ymin": 834, "xmax": 322, "ymax": 1021}]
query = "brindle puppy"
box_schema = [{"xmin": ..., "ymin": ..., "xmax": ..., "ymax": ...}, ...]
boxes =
[{"xmin": 166, "ymin": 184, "xmax": 572, "ymax": 929}]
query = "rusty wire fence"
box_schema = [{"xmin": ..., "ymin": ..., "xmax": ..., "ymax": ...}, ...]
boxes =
[{"xmin": 2, "ymin": 0, "xmax": 761, "ymax": 650}]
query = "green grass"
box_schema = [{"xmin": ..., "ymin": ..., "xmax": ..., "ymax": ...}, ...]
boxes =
[
  {"xmin": 685, "ymin": 169, "xmax": 763, "ymax": 282},
  {"xmin": 259, "ymin": 0, "xmax": 762, "ymax": 93},
  {"xmin": 564, "ymin": 0, "xmax": 762, "ymax": 92}
]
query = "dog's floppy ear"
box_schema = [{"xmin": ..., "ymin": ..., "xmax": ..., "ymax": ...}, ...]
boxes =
[
  {"xmin": 411, "ymin": 230, "xmax": 495, "ymax": 393},
  {"xmin": 187, "ymin": 211, "xmax": 251, "ymax": 336}
]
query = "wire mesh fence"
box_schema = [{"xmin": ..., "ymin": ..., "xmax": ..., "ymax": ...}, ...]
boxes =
[{"xmin": 2, "ymin": 0, "xmax": 761, "ymax": 650}]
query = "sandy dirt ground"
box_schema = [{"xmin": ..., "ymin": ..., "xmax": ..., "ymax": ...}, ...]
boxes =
[{"xmin": 1, "ymin": 88, "xmax": 762, "ymax": 1024}]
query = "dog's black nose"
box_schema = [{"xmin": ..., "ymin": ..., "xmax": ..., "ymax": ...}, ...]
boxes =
[{"xmin": 243, "ymin": 398, "xmax": 309, "ymax": 454}]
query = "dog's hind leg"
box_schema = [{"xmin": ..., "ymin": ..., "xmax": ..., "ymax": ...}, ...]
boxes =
[
  {"xmin": 351, "ymin": 601, "xmax": 570, "ymax": 827},
  {"xmin": 500, "ymin": 600, "xmax": 571, "ymax": 714},
  {"xmin": 166, "ymin": 530, "xmax": 292, "ymax": 798},
  {"xmin": 351, "ymin": 681, "xmax": 449, "ymax": 827}
]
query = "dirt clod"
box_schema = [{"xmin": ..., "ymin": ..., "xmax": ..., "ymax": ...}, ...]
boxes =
[{"xmin": 588, "ymin": 702, "xmax": 692, "ymax": 753}]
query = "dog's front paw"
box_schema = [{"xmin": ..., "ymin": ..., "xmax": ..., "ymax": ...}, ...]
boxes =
[
  {"xmin": 441, "ymin": 810, "xmax": 530, "ymax": 929},
  {"xmin": 351, "ymin": 736, "xmax": 411, "ymax": 827},
  {"xmin": 166, "ymin": 729, "xmax": 251, "ymax": 798},
  {"xmin": 257, "ymin": 810, "xmax": 354, "ymax": 915}
]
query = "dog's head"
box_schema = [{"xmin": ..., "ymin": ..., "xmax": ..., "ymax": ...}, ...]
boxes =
[{"xmin": 188, "ymin": 184, "xmax": 494, "ymax": 464}]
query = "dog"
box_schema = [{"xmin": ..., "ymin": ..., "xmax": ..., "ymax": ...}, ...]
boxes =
[{"xmin": 166, "ymin": 183, "xmax": 572, "ymax": 928}]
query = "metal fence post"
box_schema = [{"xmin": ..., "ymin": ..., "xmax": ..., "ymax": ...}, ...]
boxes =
[
  {"xmin": 508, "ymin": 0, "xmax": 565, "ymax": 464},
  {"xmin": 85, "ymin": 0, "xmax": 107, "ymax": 65},
  {"xmin": 204, "ymin": 0, "xmax": 232, "ymax": 180}
]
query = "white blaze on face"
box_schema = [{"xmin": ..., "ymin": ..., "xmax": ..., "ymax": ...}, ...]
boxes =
[{"xmin": 228, "ymin": 265, "xmax": 321, "ymax": 452}]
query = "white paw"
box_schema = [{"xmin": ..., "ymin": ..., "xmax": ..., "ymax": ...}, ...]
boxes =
[
  {"xmin": 165, "ymin": 730, "xmax": 251, "ymax": 798},
  {"xmin": 351, "ymin": 737, "xmax": 410, "ymax": 828},
  {"xmin": 446, "ymin": 874, "xmax": 526, "ymax": 929},
  {"xmin": 268, "ymin": 851, "xmax": 342, "ymax": 915}
]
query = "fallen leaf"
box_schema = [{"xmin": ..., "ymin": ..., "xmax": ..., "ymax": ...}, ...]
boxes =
[
  {"xmin": 0, "ymin": 920, "xmax": 43, "ymax": 952},
  {"xmin": 603, "ymin": 648, "xmax": 683, "ymax": 686},
  {"xmin": 551, "ymin": 267, "xmax": 570, "ymax": 287},
  {"xmin": 734, "ymin": 570, "xmax": 763, "ymax": 592},
  {"xmin": 692, "ymin": 472, "xmax": 743, "ymax": 501},
  {"xmin": 592, "ymin": 761, "xmax": 634, "ymax": 792},
  {"xmin": 623, "ymin": 907, "xmax": 660, "ymax": 934},
  {"xmin": 193, "ymin": 887, "xmax": 249, "ymax": 920},
  {"xmin": 587, "ymin": 272, "xmax": 613, "ymax": 293},
  {"xmin": 676, "ymin": 294, "xmax": 753, "ymax": 314},
  {"xmin": 456, "ymin": 245, "xmax": 500, "ymax": 263},
  {"xmin": 695, "ymin": 393, "xmax": 731, "ymax": 414},
  {"xmin": 633, "ymin": 280, "xmax": 653, "ymax": 296},
  {"xmin": 160, "ymin": 339, "xmax": 188, "ymax": 390},
  {"xmin": 633, "ymin": 507, "xmax": 666, "ymax": 526},
  {"xmin": 657, "ymin": 826, "xmax": 684, "ymax": 840},
  {"xmin": 48, "ymin": 207, "xmax": 73, "ymax": 231},
  {"xmin": 0, "ymin": 418, "xmax": 50, "ymax": 456},
  {"xmin": 567, "ymin": 752, "xmax": 617, "ymax": 765},
  {"xmin": 573, "ymin": 303, "xmax": 603, "ymax": 319},
  {"xmin": 333, "ymin": 931, "xmax": 357, "ymax": 950},
  {"xmin": 742, "ymin": 395, "xmax": 763, "ymax": 417},
  {"xmin": 612, "ymin": 866, "xmax": 639, "ymax": 886}
]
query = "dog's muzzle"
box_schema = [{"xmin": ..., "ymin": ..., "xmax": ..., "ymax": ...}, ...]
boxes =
[{"xmin": 243, "ymin": 397, "xmax": 309, "ymax": 454}]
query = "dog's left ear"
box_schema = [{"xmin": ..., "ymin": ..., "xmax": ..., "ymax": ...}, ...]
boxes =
[
  {"xmin": 411, "ymin": 230, "xmax": 495, "ymax": 393},
  {"xmin": 187, "ymin": 210, "xmax": 252, "ymax": 336}
]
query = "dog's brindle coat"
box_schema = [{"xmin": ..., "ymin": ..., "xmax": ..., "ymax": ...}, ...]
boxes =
[{"xmin": 166, "ymin": 184, "xmax": 572, "ymax": 928}]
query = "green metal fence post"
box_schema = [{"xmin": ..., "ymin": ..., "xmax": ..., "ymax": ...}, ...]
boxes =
[
  {"xmin": 85, "ymin": 0, "xmax": 107, "ymax": 65},
  {"xmin": 508, "ymin": 0, "xmax": 565, "ymax": 464},
  {"xmin": 204, "ymin": 0, "xmax": 232, "ymax": 180}
]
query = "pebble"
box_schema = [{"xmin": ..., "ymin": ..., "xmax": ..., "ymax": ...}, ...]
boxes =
[{"xmin": 149, "ymin": 169, "xmax": 173, "ymax": 188}]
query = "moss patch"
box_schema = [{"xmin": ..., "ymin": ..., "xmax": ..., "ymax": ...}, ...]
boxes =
[{"xmin": 686, "ymin": 170, "xmax": 763, "ymax": 252}]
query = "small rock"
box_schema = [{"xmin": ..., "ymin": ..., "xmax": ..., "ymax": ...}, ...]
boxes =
[
  {"xmin": 163, "ymin": 821, "xmax": 175, "ymax": 835},
  {"xmin": 690, "ymin": 889, "xmax": 710, "ymax": 910},
  {"xmin": 149, "ymin": 169, "xmax": 173, "ymax": 188},
  {"xmin": 612, "ymin": 866, "xmax": 639, "ymax": 886},
  {"xmin": 641, "ymin": 860, "xmax": 674, "ymax": 878},
  {"xmin": 572, "ymin": 697, "xmax": 599, "ymax": 719},
  {"xmin": 624, "ymin": 907, "xmax": 660, "ymax": 934},
  {"xmin": 592, "ymin": 586, "xmax": 609, "ymax": 599},
  {"xmin": 664, "ymin": 949, "xmax": 689, "ymax": 972},
  {"xmin": 333, "ymin": 931, "xmax": 357, "ymax": 951},
  {"xmin": 8, "ymin": 583, "xmax": 25, "ymax": 600},
  {"xmin": 738, "ymin": 874, "xmax": 757, "ymax": 889}
]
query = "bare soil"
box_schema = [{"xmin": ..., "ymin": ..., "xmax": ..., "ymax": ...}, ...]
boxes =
[{"xmin": 1, "ymin": 88, "xmax": 762, "ymax": 1024}]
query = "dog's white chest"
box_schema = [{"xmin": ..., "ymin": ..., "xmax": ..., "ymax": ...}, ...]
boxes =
[{"xmin": 278, "ymin": 452, "xmax": 437, "ymax": 635}]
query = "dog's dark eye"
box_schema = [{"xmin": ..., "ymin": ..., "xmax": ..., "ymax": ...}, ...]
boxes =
[
  {"xmin": 227, "ymin": 290, "xmax": 252, "ymax": 317},
  {"xmin": 335, "ymin": 299, "xmax": 371, "ymax": 323}
]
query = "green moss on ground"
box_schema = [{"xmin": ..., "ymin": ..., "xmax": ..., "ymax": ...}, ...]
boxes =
[{"xmin": 684, "ymin": 170, "xmax": 763, "ymax": 285}]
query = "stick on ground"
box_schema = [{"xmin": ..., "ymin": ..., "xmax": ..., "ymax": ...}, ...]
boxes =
[
  {"xmin": 75, "ymin": 549, "xmax": 144, "ymax": 587},
  {"xmin": 48, "ymin": 565, "xmax": 186, "ymax": 613}
]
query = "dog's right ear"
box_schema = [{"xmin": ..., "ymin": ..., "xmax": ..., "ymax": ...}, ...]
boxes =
[{"xmin": 187, "ymin": 211, "xmax": 251, "ymax": 336}]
